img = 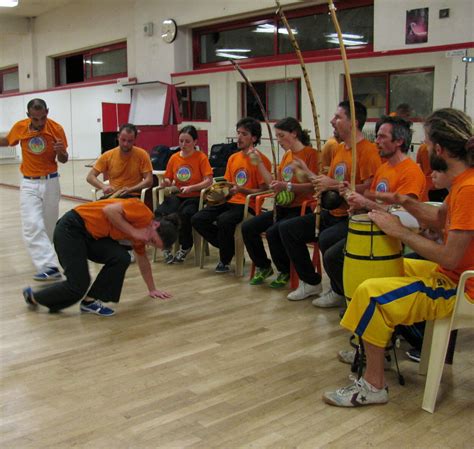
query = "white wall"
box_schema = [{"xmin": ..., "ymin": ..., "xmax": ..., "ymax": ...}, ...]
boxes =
[{"xmin": 375, "ymin": 0, "xmax": 474, "ymax": 52}]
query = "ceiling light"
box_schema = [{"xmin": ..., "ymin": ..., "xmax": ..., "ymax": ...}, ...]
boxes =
[
  {"xmin": 0, "ymin": 0, "xmax": 19, "ymax": 7},
  {"xmin": 217, "ymin": 49, "xmax": 251, "ymax": 53},
  {"xmin": 215, "ymin": 52, "xmax": 248, "ymax": 60}
]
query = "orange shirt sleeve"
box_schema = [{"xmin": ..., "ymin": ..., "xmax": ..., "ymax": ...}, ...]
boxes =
[{"xmin": 199, "ymin": 153, "xmax": 213, "ymax": 178}]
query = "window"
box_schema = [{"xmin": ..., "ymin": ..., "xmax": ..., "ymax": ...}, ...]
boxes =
[
  {"xmin": 0, "ymin": 66, "xmax": 19, "ymax": 94},
  {"xmin": 177, "ymin": 86, "xmax": 211, "ymax": 121},
  {"xmin": 349, "ymin": 68, "xmax": 434, "ymax": 121},
  {"xmin": 55, "ymin": 42, "xmax": 127, "ymax": 86},
  {"xmin": 194, "ymin": 1, "xmax": 373, "ymax": 69},
  {"xmin": 242, "ymin": 79, "xmax": 301, "ymax": 121}
]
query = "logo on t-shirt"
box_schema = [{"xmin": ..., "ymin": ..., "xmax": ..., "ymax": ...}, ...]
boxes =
[
  {"xmin": 375, "ymin": 178, "xmax": 389, "ymax": 192},
  {"xmin": 235, "ymin": 168, "xmax": 249, "ymax": 186},
  {"xmin": 282, "ymin": 165, "xmax": 293, "ymax": 182},
  {"xmin": 176, "ymin": 165, "xmax": 192, "ymax": 182},
  {"xmin": 28, "ymin": 136, "xmax": 46, "ymax": 154},
  {"xmin": 333, "ymin": 162, "xmax": 347, "ymax": 182}
]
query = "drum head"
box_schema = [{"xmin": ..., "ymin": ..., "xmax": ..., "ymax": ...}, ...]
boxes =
[{"xmin": 350, "ymin": 213, "xmax": 371, "ymax": 223}]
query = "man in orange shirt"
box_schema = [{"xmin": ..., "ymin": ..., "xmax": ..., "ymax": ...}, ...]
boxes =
[
  {"xmin": 0, "ymin": 98, "xmax": 68, "ymax": 281},
  {"xmin": 191, "ymin": 117, "xmax": 272, "ymax": 273},
  {"xmin": 22, "ymin": 199, "xmax": 179, "ymax": 316},
  {"xmin": 326, "ymin": 116, "xmax": 426, "ymax": 310},
  {"xmin": 323, "ymin": 108, "xmax": 474, "ymax": 407},
  {"xmin": 279, "ymin": 101, "xmax": 381, "ymax": 301},
  {"xmin": 86, "ymin": 123, "xmax": 153, "ymax": 198}
]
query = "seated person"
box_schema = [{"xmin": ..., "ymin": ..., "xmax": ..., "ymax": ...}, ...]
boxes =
[
  {"xmin": 242, "ymin": 117, "xmax": 319, "ymax": 288},
  {"xmin": 417, "ymin": 142, "xmax": 449, "ymax": 202},
  {"xmin": 87, "ymin": 123, "xmax": 153, "ymax": 198},
  {"xmin": 191, "ymin": 117, "xmax": 271, "ymax": 273},
  {"xmin": 323, "ymin": 108, "xmax": 474, "ymax": 407},
  {"xmin": 156, "ymin": 125, "xmax": 213, "ymax": 264},
  {"xmin": 279, "ymin": 101, "xmax": 381, "ymax": 301},
  {"xmin": 318, "ymin": 115, "xmax": 426, "ymax": 310},
  {"xmin": 22, "ymin": 198, "xmax": 179, "ymax": 317}
]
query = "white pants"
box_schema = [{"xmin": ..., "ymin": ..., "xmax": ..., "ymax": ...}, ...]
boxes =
[{"xmin": 20, "ymin": 177, "xmax": 60, "ymax": 271}]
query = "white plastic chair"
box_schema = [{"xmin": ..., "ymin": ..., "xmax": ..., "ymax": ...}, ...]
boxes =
[{"xmin": 419, "ymin": 270, "xmax": 474, "ymax": 413}]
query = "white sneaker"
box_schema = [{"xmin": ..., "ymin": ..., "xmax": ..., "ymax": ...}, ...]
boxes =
[
  {"xmin": 312, "ymin": 288, "xmax": 345, "ymax": 308},
  {"xmin": 323, "ymin": 377, "xmax": 388, "ymax": 407},
  {"xmin": 338, "ymin": 349, "xmax": 356, "ymax": 364},
  {"xmin": 287, "ymin": 281, "xmax": 322, "ymax": 301}
]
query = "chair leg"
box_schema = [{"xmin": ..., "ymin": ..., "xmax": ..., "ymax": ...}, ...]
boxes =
[
  {"xmin": 192, "ymin": 230, "xmax": 201, "ymax": 267},
  {"xmin": 419, "ymin": 320, "xmax": 434, "ymax": 376},
  {"xmin": 200, "ymin": 238, "xmax": 207, "ymax": 269},
  {"xmin": 289, "ymin": 264, "xmax": 299, "ymax": 290},
  {"xmin": 234, "ymin": 224, "xmax": 244, "ymax": 277},
  {"xmin": 249, "ymin": 262, "xmax": 256, "ymax": 280},
  {"xmin": 421, "ymin": 318, "xmax": 452, "ymax": 413}
]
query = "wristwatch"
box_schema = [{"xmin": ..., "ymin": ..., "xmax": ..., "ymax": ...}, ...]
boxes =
[{"xmin": 286, "ymin": 182, "xmax": 293, "ymax": 192}]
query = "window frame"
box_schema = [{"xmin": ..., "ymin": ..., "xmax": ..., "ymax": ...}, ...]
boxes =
[
  {"xmin": 193, "ymin": 0, "xmax": 373, "ymax": 70},
  {"xmin": 241, "ymin": 78, "xmax": 301, "ymax": 122},
  {"xmin": 347, "ymin": 67, "xmax": 435, "ymax": 122},
  {"xmin": 0, "ymin": 66, "xmax": 20, "ymax": 94},
  {"xmin": 54, "ymin": 41, "xmax": 127, "ymax": 87},
  {"xmin": 177, "ymin": 85, "xmax": 211, "ymax": 122}
]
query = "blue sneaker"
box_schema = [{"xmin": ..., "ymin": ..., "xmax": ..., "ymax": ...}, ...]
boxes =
[
  {"xmin": 80, "ymin": 300, "xmax": 115, "ymax": 317},
  {"xmin": 22, "ymin": 287, "xmax": 38, "ymax": 310},
  {"xmin": 33, "ymin": 267, "xmax": 62, "ymax": 282}
]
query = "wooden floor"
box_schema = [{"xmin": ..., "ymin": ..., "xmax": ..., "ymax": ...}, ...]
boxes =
[{"xmin": 0, "ymin": 186, "xmax": 473, "ymax": 449}]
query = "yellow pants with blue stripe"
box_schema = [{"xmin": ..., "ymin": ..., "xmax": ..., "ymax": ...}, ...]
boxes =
[{"xmin": 341, "ymin": 258, "xmax": 458, "ymax": 348}]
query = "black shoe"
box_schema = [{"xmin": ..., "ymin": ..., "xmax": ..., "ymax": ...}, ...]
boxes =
[
  {"xmin": 22, "ymin": 287, "xmax": 38, "ymax": 309},
  {"xmin": 215, "ymin": 261, "xmax": 230, "ymax": 273}
]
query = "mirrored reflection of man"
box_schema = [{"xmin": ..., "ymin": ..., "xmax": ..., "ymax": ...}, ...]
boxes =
[
  {"xmin": 0, "ymin": 98, "xmax": 68, "ymax": 281},
  {"xmin": 87, "ymin": 123, "xmax": 153, "ymax": 199}
]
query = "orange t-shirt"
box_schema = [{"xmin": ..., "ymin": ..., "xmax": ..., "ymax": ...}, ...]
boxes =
[
  {"xmin": 328, "ymin": 139, "xmax": 381, "ymax": 217},
  {"xmin": 437, "ymin": 168, "xmax": 474, "ymax": 298},
  {"xmin": 370, "ymin": 157, "xmax": 426, "ymax": 199},
  {"xmin": 93, "ymin": 146, "xmax": 153, "ymax": 192},
  {"xmin": 7, "ymin": 118, "xmax": 68, "ymax": 177},
  {"xmin": 165, "ymin": 150, "xmax": 213, "ymax": 198},
  {"xmin": 225, "ymin": 150, "xmax": 271, "ymax": 209},
  {"xmin": 75, "ymin": 198, "xmax": 153, "ymax": 255},
  {"xmin": 278, "ymin": 146, "xmax": 319, "ymax": 207},
  {"xmin": 416, "ymin": 143, "xmax": 434, "ymax": 200},
  {"xmin": 321, "ymin": 138, "xmax": 339, "ymax": 174}
]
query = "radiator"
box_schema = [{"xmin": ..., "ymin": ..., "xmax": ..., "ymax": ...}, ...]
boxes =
[{"xmin": 0, "ymin": 147, "xmax": 17, "ymax": 159}]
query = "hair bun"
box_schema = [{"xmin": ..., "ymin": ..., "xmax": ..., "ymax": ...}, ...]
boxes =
[{"xmin": 161, "ymin": 212, "xmax": 181, "ymax": 229}]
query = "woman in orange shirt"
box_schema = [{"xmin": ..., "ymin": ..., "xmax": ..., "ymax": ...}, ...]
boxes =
[
  {"xmin": 157, "ymin": 126, "xmax": 213, "ymax": 264},
  {"xmin": 242, "ymin": 117, "xmax": 319, "ymax": 288},
  {"xmin": 22, "ymin": 199, "xmax": 179, "ymax": 317}
]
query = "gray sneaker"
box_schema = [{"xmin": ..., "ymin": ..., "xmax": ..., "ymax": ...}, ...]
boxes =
[
  {"xmin": 323, "ymin": 377, "xmax": 388, "ymax": 407},
  {"xmin": 163, "ymin": 249, "xmax": 174, "ymax": 264},
  {"xmin": 173, "ymin": 247, "xmax": 191, "ymax": 264},
  {"xmin": 215, "ymin": 261, "xmax": 230, "ymax": 273}
]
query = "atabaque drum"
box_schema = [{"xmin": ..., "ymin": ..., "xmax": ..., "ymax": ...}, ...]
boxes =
[{"xmin": 343, "ymin": 214, "xmax": 404, "ymax": 302}]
